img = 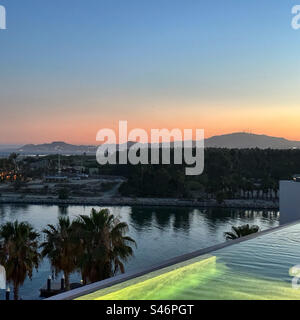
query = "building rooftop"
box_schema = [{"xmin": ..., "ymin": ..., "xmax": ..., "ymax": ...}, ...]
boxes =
[{"xmin": 48, "ymin": 221, "xmax": 300, "ymax": 300}]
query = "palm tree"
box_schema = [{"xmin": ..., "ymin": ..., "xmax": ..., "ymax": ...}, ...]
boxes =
[
  {"xmin": 40, "ymin": 217, "xmax": 77, "ymax": 291},
  {"xmin": 0, "ymin": 221, "xmax": 40, "ymax": 300},
  {"xmin": 224, "ymin": 224, "xmax": 260, "ymax": 241},
  {"xmin": 73, "ymin": 208, "xmax": 136, "ymax": 284}
]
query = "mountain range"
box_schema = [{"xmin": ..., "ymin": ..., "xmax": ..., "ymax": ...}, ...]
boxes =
[
  {"xmin": 5, "ymin": 133, "xmax": 300, "ymax": 155},
  {"xmin": 205, "ymin": 132, "xmax": 300, "ymax": 149}
]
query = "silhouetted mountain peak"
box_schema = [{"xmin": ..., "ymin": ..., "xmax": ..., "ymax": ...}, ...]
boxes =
[
  {"xmin": 14, "ymin": 132, "xmax": 300, "ymax": 155},
  {"xmin": 205, "ymin": 132, "xmax": 300, "ymax": 149}
]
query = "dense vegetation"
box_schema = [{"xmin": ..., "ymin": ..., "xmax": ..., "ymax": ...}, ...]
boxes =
[
  {"xmin": 108, "ymin": 148, "xmax": 300, "ymax": 200},
  {"xmin": 2, "ymin": 148, "xmax": 300, "ymax": 200}
]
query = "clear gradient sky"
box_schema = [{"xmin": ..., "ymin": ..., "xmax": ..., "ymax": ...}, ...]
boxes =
[{"xmin": 0, "ymin": 0, "xmax": 300, "ymax": 144}]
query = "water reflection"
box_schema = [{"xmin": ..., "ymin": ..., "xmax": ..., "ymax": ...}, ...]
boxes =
[
  {"xmin": 130, "ymin": 207, "xmax": 154, "ymax": 230},
  {"xmin": 129, "ymin": 206, "xmax": 280, "ymax": 234},
  {"xmin": 0, "ymin": 204, "xmax": 280, "ymax": 300},
  {"xmin": 172, "ymin": 210, "xmax": 192, "ymax": 233},
  {"xmin": 58, "ymin": 205, "xmax": 68, "ymax": 216}
]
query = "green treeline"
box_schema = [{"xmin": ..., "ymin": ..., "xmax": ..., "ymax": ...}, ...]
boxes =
[{"xmin": 107, "ymin": 148, "xmax": 299, "ymax": 199}]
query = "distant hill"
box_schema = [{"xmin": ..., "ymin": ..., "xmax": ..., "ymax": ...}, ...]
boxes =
[
  {"xmin": 17, "ymin": 141, "xmax": 137, "ymax": 155},
  {"xmin": 205, "ymin": 132, "xmax": 300, "ymax": 149},
  {"xmin": 0, "ymin": 144, "xmax": 24, "ymax": 157},
  {"xmin": 18, "ymin": 142, "xmax": 97, "ymax": 155},
  {"xmin": 12, "ymin": 133, "xmax": 300, "ymax": 155}
]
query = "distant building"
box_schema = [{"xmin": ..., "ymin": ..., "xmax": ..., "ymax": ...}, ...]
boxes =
[
  {"xmin": 44, "ymin": 176, "xmax": 68, "ymax": 183},
  {"xmin": 280, "ymin": 178, "xmax": 300, "ymax": 225}
]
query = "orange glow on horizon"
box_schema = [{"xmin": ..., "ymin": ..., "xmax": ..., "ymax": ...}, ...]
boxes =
[{"xmin": 1, "ymin": 103, "xmax": 300, "ymax": 145}]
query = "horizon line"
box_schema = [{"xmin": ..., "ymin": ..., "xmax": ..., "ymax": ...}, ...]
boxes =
[{"xmin": 0, "ymin": 131, "xmax": 297, "ymax": 147}]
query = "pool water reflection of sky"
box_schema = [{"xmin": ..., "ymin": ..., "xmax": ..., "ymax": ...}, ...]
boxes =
[{"xmin": 78, "ymin": 223, "xmax": 300, "ymax": 300}]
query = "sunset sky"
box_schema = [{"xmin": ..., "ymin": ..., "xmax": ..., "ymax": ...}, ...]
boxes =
[{"xmin": 0, "ymin": 0, "xmax": 300, "ymax": 144}]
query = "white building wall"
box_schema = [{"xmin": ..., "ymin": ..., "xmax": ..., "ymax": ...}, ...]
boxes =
[{"xmin": 280, "ymin": 180, "xmax": 300, "ymax": 225}]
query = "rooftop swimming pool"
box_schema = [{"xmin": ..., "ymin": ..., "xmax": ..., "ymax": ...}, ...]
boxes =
[{"xmin": 72, "ymin": 222, "xmax": 300, "ymax": 300}]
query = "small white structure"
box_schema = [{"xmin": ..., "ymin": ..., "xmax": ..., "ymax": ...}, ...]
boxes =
[
  {"xmin": 0, "ymin": 265, "xmax": 6, "ymax": 289},
  {"xmin": 0, "ymin": 5, "xmax": 6, "ymax": 30},
  {"xmin": 280, "ymin": 179, "xmax": 300, "ymax": 225}
]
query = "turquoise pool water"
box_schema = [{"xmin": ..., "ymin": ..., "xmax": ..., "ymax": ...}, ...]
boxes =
[
  {"xmin": 78, "ymin": 223, "xmax": 300, "ymax": 300},
  {"xmin": 0, "ymin": 204, "xmax": 279, "ymax": 300}
]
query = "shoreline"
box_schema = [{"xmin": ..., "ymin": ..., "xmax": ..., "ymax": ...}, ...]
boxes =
[{"xmin": 0, "ymin": 196, "xmax": 279, "ymax": 209}]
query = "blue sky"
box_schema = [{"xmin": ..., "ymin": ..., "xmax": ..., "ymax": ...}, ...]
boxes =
[{"xmin": 0, "ymin": 0, "xmax": 300, "ymax": 143}]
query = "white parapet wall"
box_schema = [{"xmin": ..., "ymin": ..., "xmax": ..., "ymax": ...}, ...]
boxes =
[{"xmin": 280, "ymin": 180, "xmax": 300, "ymax": 225}]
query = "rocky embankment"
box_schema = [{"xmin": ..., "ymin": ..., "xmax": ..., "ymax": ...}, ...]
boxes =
[{"xmin": 0, "ymin": 194, "xmax": 279, "ymax": 209}]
